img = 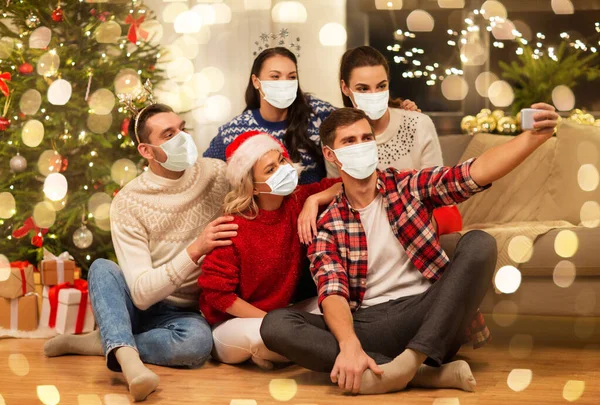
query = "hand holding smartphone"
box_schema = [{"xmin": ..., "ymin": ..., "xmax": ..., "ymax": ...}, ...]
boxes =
[{"xmin": 520, "ymin": 108, "xmax": 546, "ymax": 131}]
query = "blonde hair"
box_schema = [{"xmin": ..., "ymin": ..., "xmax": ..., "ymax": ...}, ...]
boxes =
[{"xmin": 223, "ymin": 170, "xmax": 259, "ymax": 220}]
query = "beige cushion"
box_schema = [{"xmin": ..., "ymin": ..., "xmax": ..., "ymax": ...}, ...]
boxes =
[
  {"xmin": 537, "ymin": 121, "xmax": 600, "ymax": 225},
  {"xmin": 439, "ymin": 135, "xmax": 472, "ymax": 166},
  {"xmin": 456, "ymin": 134, "xmax": 557, "ymax": 227}
]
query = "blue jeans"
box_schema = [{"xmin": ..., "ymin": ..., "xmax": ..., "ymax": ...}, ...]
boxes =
[{"xmin": 88, "ymin": 259, "xmax": 213, "ymax": 371}]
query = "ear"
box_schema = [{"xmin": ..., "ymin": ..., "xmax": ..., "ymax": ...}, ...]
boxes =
[
  {"xmin": 251, "ymin": 74, "xmax": 260, "ymax": 91},
  {"xmin": 138, "ymin": 143, "xmax": 155, "ymax": 161},
  {"xmin": 322, "ymin": 145, "xmax": 338, "ymax": 164},
  {"xmin": 341, "ymin": 80, "xmax": 352, "ymax": 98}
]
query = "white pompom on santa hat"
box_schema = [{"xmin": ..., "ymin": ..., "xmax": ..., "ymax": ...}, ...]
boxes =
[{"xmin": 225, "ymin": 130, "xmax": 294, "ymax": 187}]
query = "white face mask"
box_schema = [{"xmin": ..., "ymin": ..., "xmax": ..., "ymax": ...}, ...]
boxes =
[
  {"xmin": 149, "ymin": 131, "xmax": 198, "ymax": 172},
  {"xmin": 259, "ymin": 79, "xmax": 298, "ymax": 110},
  {"xmin": 255, "ymin": 163, "xmax": 299, "ymax": 196},
  {"xmin": 352, "ymin": 90, "xmax": 389, "ymax": 120},
  {"xmin": 329, "ymin": 141, "xmax": 379, "ymax": 180}
]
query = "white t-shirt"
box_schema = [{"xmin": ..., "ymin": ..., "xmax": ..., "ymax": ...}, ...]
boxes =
[
  {"xmin": 376, "ymin": 108, "xmax": 443, "ymax": 171},
  {"xmin": 357, "ymin": 194, "xmax": 432, "ymax": 309}
]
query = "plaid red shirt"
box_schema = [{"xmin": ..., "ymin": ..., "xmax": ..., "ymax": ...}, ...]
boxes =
[{"xmin": 308, "ymin": 158, "xmax": 492, "ymax": 349}]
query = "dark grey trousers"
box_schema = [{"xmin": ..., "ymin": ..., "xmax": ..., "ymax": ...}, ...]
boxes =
[{"xmin": 260, "ymin": 230, "xmax": 497, "ymax": 372}]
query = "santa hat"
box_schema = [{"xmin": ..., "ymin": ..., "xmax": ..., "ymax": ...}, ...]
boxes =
[{"xmin": 225, "ymin": 130, "xmax": 290, "ymax": 186}]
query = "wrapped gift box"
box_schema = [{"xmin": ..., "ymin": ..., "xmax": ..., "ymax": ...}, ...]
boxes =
[
  {"xmin": 55, "ymin": 287, "xmax": 95, "ymax": 334},
  {"xmin": 0, "ymin": 264, "xmax": 34, "ymax": 299},
  {"xmin": 0, "ymin": 294, "xmax": 39, "ymax": 331},
  {"xmin": 40, "ymin": 286, "xmax": 50, "ymax": 327},
  {"xmin": 39, "ymin": 259, "xmax": 75, "ymax": 286}
]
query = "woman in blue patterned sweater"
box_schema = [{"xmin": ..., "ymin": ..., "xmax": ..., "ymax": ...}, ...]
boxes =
[{"xmin": 204, "ymin": 47, "xmax": 335, "ymax": 184}]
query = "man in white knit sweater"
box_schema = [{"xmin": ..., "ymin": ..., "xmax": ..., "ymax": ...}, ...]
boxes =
[{"xmin": 44, "ymin": 103, "xmax": 235, "ymax": 402}]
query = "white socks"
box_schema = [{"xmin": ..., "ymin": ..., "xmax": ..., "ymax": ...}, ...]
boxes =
[
  {"xmin": 44, "ymin": 330, "xmax": 103, "ymax": 357},
  {"xmin": 114, "ymin": 347, "xmax": 160, "ymax": 402}
]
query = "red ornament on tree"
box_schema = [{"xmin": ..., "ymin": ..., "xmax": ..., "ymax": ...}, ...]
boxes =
[
  {"xmin": 60, "ymin": 156, "xmax": 69, "ymax": 172},
  {"xmin": 18, "ymin": 62, "xmax": 33, "ymax": 75},
  {"xmin": 121, "ymin": 118, "xmax": 130, "ymax": 136},
  {"xmin": 0, "ymin": 117, "xmax": 9, "ymax": 131},
  {"xmin": 51, "ymin": 7, "xmax": 63, "ymax": 22},
  {"xmin": 113, "ymin": 188, "xmax": 120, "ymax": 197}
]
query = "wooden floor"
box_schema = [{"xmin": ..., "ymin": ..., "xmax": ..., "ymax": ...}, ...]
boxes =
[{"xmin": 1, "ymin": 322, "xmax": 599, "ymax": 404}]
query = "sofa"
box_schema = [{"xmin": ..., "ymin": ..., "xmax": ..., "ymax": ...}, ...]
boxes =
[{"xmin": 438, "ymin": 121, "xmax": 600, "ymax": 342}]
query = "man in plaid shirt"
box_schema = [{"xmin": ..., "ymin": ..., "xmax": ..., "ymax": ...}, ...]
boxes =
[{"xmin": 262, "ymin": 105, "xmax": 559, "ymax": 395}]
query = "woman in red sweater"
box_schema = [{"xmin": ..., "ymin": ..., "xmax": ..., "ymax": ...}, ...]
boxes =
[{"xmin": 198, "ymin": 130, "xmax": 341, "ymax": 369}]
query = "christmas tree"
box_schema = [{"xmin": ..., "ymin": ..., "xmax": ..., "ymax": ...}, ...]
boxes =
[{"xmin": 0, "ymin": 0, "xmax": 163, "ymax": 274}]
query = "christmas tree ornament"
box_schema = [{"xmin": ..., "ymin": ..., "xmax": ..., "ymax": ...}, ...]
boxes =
[
  {"xmin": 18, "ymin": 62, "xmax": 34, "ymax": 75},
  {"xmin": 125, "ymin": 13, "xmax": 148, "ymax": 44},
  {"xmin": 0, "ymin": 116, "xmax": 9, "ymax": 131},
  {"xmin": 498, "ymin": 116, "xmax": 518, "ymax": 135},
  {"xmin": 51, "ymin": 7, "xmax": 64, "ymax": 23},
  {"xmin": 476, "ymin": 109, "xmax": 491, "ymax": 120},
  {"xmin": 25, "ymin": 13, "xmax": 41, "ymax": 29},
  {"xmin": 73, "ymin": 224, "xmax": 93, "ymax": 249},
  {"xmin": 10, "ymin": 153, "xmax": 27, "ymax": 173},
  {"xmin": 491, "ymin": 109, "xmax": 505, "ymax": 121},
  {"xmin": 460, "ymin": 115, "xmax": 477, "ymax": 134},
  {"xmin": 120, "ymin": 117, "xmax": 130, "ymax": 136},
  {"xmin": 0, "ymin": 71, "xmax": 11, "ymax": 97},
  {"xmin": 478, "ymin": 116, "xmax": 497, "ymax": 133}
]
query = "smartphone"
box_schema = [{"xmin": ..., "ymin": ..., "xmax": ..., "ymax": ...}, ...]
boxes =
[{"xmin": 520, "ymin": 108, "xmax": 545, "ymax": 130}]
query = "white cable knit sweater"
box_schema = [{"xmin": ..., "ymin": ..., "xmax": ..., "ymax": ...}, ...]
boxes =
[{"xmin": 109, "ymin": 158, "xmax": 229, "ymax": 310}]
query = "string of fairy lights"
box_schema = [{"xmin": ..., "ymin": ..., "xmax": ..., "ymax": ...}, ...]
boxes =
[{"xmin": 386, "ymin": 6, "xmax": 600, "ymax": 87}]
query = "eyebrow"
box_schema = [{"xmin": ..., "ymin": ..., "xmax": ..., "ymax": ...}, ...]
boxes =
[
  {"xmin": 355, "ymin": 80, "xmax": 388, "ymax": 87},
  {"xmin": 268, "ymin": 70, "xmax": 297, "ymax": 74},
  {"xmin": 159, "ymin": 121, "xmax": 185, "ymax": 137}
]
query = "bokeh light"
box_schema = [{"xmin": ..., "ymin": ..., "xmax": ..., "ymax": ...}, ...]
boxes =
[
  {"xmin": 47, "ymin": 79, "xmax": 72, "ymax": 105},
  {"xmin": 508, "ymin": 235, "xmax": 534, "ymax": 264},
  {"xmin": 19, "ymin": 89, "xmax": 42, "ymax": 115},
  {"xmin": 319, "ymin": 23, "xmax": 347, "ymax": 47},
  {"xmin": 491, "ymin": 18, "xmax": 516, "ymax": 40},
  {"xmin": 205, "ymin": 95, "xmax": 232, "ymax": 123},
  {"xmin": 33, "ymin": 201, "xmax": 56, "ymax": 228},
  {"xmin": 37, "ymin": 149, "xmax": 63, "ymax": 176},
  {"xmin": 43, "ymin": 173, "xmax": 68, "ymax": 202},
  {"xmin": 580, "ymin": 201, "xmax": 600, "ymax": 228},
  {"xmin": 94, "ymin": 21, "xmax": 121, "ymax": 44},
  {"xmin": 163, "ymin": 3, "xmax": 188, "ymax": 23},
  {"xmin": 495, "ymin": 266, "xmax": 522, "ymax": 294},
  {"xmin": 22, "ymin": 119, "xmax": 45, "ymax": 147},
  {"xmin": 562, "ymin": 380, "xmax": 585, "ymax": 402},
  {"xmin": 507, "ymin": 369, "xmax": 532, "ymax": 392},
  {"xmin": 77, "ymin": 394, "xmax": 103, "ymax": 405},
  {"xmin": 139, "ymin": 20, "xmax": 163, "ymax": 46},
  {"xmin": 174, "ymin": 11, "xmax": 201, "ymax": 33},
  {"xmin": 552, "ymin": 0, "xmax": 575, "ymax": 15},
  {"xmin": 36, "ymin": 50, "xmax": 60, "ymax": 76},
  {"xmin": 481, "ymin": 0, "xmax": 507, "ymax": 20},
  {"xmin": 577, "ymin": 164, "xmax": 599, "ymax": 191},
  {"xmin": 87, "ymin": 113, "xmax": 113, "ymax": 134},
  {"xmin": 441, "ymin": 75, "xmax": 469, "ymax": 101},
  {"xmin": 475, "ymin": 72, "xmax": 499, "ymax": 98},
  {"xmin": 554, "ymin": 230, "xmax": 579, "ymax": 258},
  {"xmin": 114, "ymin": 69, "xmax": 142, "ymax": 97},
  {"xmin": 174, "ymin": 35, "xmax": 199, "ymax": 60},
  {"xmin": 8, "ymin": 353, "xmax": 29, "ymax": 376},
  {"xmin": 88, "ymin": 193, "xmax": 112, "ymax": 219},
  {"xmin": 29, "ymin": 26, "xmax": 51, "ymax": 49},
  {"xmin": 553, "ymin": 260, "xmax": 576, "ymax": 288},
  {"xmin": 0, "ymin": 192, "xmax": 16, "ymax": 219},
  {"xmin": 509, "ymin": 334, "xmax": 534, "ymax": 359},
  {"xmin": 407, "ymin": 10, "xmax": 435, "ymax": 32},
  {"xmin": 167, "ymin": 57, "xmax": 194, "ymax": 83},
  {"xmin": 492, "ymin": 300, "xmax": 519, "ymax": 327},
  {"xmin": 552, "ymin": 85, "xmax": 576, "ymax": 111},
  {"xmin": 111, "ymin": 159, "xmax": 138, "ymax": 186},
  {"xmin": 88, "ymin": 88, "xmax": 116, "ymax": 115},
  {"xmin": 488, "ymin": 80, "xmax": 514, "ymax": 107},
  {"xmin": 37, "ymin": 385, "xmax": 60, "ymax": 405},
  {"xmin": 200, "ymin": 66, "xmax": 225, "ymax": 93},
  {"xmin": 103, "ymin": 394, "xmax": 131, "ymax": 405},
  {"xmin": 375, "ymin": 0, "xmax": 403, "ymax": 10},
  {"xmin": 211, "ymin": 3, "xmax": 232, "ymax": 24},
  {"xmin": 192, "ymin": 4, "xmax": 216, "ymax": 25},
  {"xmin": 271, "ymin": 1, "xmax": 308, "ymax": 23},
  {"xmin": 269, "ymin": 379, "xmax": 297, "ymax": 401}
]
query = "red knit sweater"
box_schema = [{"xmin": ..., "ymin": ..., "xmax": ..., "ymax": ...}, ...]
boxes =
[{"xmin": 198, "ymin": 178, "xmax": 340, "ymax": 325}]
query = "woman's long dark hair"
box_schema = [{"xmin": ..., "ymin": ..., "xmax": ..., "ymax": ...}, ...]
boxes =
[
  {"xmin": 339, "ymin": 46, "xmax": 403, "ymax": 109},
  {"xmin": 245, "ymin": 47, "xmax": 322, "ymax": 165}
]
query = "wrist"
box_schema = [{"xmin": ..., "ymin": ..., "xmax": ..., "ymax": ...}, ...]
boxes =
[
  {"xmin": 187, "ymin": 245, "xmax": 204, "ymax": 263},
  {"xmin": 339, "ymin": 336, "xmax": 361, "ymax": 350}
]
